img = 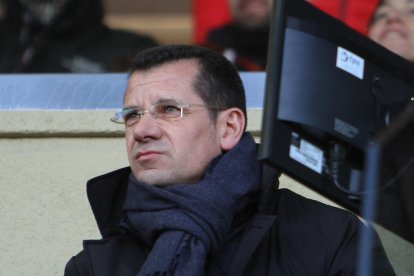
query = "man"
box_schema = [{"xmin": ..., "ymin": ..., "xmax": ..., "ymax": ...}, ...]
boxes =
[
  {"xmin": 202, "ymin": 0, "xmax": 272, "ymax": 71},
  {"xmin": 0, "ymin": 0, "xmax": 157, "ymax": 72},
  {"xmin": 368, "ymin": 0, "xmax": 414, "ymax": 63},
  {"xmin": 65, "ymin": 45, "xmax": 393, "ymax": 275}
]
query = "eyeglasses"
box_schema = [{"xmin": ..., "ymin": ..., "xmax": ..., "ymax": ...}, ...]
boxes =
[{"xmin": 111, "ymin": 101, "xmax": 223, "ymax": 127}]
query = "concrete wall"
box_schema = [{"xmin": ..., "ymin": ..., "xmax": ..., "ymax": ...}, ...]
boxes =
[
  {"xmin": 1, "ymin": 111, "xmax": 125, "ymax": 275},
  {"xmin": 1, "ymin": 109, "xmax": 412, "ymax": 275}
]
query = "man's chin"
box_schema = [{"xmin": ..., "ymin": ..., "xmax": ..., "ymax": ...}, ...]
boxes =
[{"xmin": 133, "ymin": 169, "xmax": 173, "ymax": 186}]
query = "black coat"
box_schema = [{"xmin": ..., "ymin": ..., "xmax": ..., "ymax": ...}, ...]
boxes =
[
  {"xmin": 65, "ymin": 165, "xmax": 394, "ymax": 275},
  {"xmin": 0, "ymin": 0, "xmax": 158, "ymax": 73}
]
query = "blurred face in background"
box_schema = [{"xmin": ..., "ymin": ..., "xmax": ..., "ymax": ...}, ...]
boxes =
[
  {"xmin": 229, "ymin": 0, "xmax": 273, "ymax": 28},
  {"xmin": 368, "ymin": 0, "xmax": 414, "ymax": 62}
]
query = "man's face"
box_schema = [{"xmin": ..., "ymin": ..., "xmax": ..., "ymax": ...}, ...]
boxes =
[
  {"xmin": 124, "ymin": 60, "xmax": 224, "ymax": 186},
  {"xmin": 229, "ymin": 0, "xmax": 273, "ymax": 28},
  {"xmin": 369, "ymin": 0, "xmax": 414, "ymax": 62}
]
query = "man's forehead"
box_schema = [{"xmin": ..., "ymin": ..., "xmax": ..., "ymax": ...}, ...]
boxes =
[
  {"xmin": 128, "ymin": 77, "xmax": 182, "ymax": 90},
  {"xmin": 126, "ymin": 74, "xmax": 195, "ymax": 95},
  {"xmin": 124, "ymin": 68, "xmax": 201, "ymax": 105}
]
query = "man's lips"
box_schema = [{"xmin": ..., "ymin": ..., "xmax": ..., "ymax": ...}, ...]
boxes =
[{"xmin": 135, "ymin": 150, "xmax": 162, "ymax": 160}]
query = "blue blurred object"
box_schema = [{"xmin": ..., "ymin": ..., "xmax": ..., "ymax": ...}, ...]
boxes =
[{"xmin": 0, "ymin": 72, "xmax": 265, "ymax": 110}]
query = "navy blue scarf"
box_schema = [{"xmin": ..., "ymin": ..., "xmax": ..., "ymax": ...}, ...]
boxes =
[{"xmin": 122, "ymin": 133, "xmax": 262, "ymax": 275}]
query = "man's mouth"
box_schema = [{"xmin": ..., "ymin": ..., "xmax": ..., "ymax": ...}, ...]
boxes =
[{"xmin": 136, "ymin": 151, "xmax": 162, "ymax": 160}]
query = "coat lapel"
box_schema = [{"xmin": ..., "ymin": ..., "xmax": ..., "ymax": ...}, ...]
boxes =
[{"xmin": 83, "ymin": 233, "xmax": 148, "ymax": 276}]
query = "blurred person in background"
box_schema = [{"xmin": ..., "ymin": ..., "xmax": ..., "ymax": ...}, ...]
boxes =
[
  {"xmin": 0, "ymin": 0, "xmax": 158, "ymax": 73},
  {"xmin": 368, "ymin": 0, "xmax": 414, "ymax": 244},
  {"xmin": 368, "ymin": 0, "xmax": 414, "ymax": 63},
  {"xmin": 201, "ymin": 0, "xmax": 273, "ymax": 71}
]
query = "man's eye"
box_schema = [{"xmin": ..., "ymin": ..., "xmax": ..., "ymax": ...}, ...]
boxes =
[
  {"xmin": 124, "ymin": 110, "xmax": 142, "ymax": 121},
  {"xmin": 159, "ymin": 105, "xmax": 181, "ymax": 114}
]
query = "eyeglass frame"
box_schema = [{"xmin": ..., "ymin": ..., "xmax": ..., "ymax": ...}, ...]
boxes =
[{"xmin": 110, "ymin": 101, "xmax": 225, "ymax": 127}]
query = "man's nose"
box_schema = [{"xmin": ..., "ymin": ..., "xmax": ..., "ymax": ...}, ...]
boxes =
[{"xmin": 130, "ymin": 113, "xmax": 162, "ymax": 143}]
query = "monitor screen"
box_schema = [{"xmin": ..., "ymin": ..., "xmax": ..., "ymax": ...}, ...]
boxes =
[{"xmin": 259, "ymin": 0, "xmax": 414, "ymax": 215}]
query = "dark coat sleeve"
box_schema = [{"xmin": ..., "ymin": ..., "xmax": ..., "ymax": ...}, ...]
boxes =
[
  {"xmin": 64, "ymin": 250, "xmax": 90, "ymax": 276},
  {"xmin": 243, "ymin": 189, "xmax": 395, "ymax": 275}
]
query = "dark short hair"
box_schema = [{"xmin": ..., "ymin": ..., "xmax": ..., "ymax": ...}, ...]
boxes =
[{"xmin": 130, "ymin": 44, "xmax": 247, "ymax": 131}]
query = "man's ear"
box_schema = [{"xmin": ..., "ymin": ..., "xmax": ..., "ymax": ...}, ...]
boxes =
[{"xmin": 218, "ymin": 108, "xmax": 245, "ymax": 151}]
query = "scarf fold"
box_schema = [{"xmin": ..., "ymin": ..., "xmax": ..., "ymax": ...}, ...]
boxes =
[{"xmin": 122, "ymin": 133, "xmax": 262, "ymax": 276}]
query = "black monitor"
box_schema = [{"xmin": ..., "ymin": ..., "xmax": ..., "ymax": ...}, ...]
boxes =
[
  {"xmin": 259, "ymin": 0, "xmax": 414, "ymax": 272},
  {"xmin": 259, "ymin": 0, "xmax": 414, "ymax": 214}
]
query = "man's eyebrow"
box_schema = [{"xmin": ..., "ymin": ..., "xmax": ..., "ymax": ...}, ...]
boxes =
[
  {"xmin": 155, "ymin": 98, "xmax": 180, "ymax": 104},
  {"xmin": 122, "ymin": 105, "xmax": 140, "ymax": 110}
]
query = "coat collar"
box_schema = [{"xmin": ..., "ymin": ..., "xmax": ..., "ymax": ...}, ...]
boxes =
[
  {"xmin": 86, "ymin": 163, "xmax": 280, "ymax": 238},
  {"xmin": 86, "ymin": 167, "xmax": 131, "ymax": 238}
]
